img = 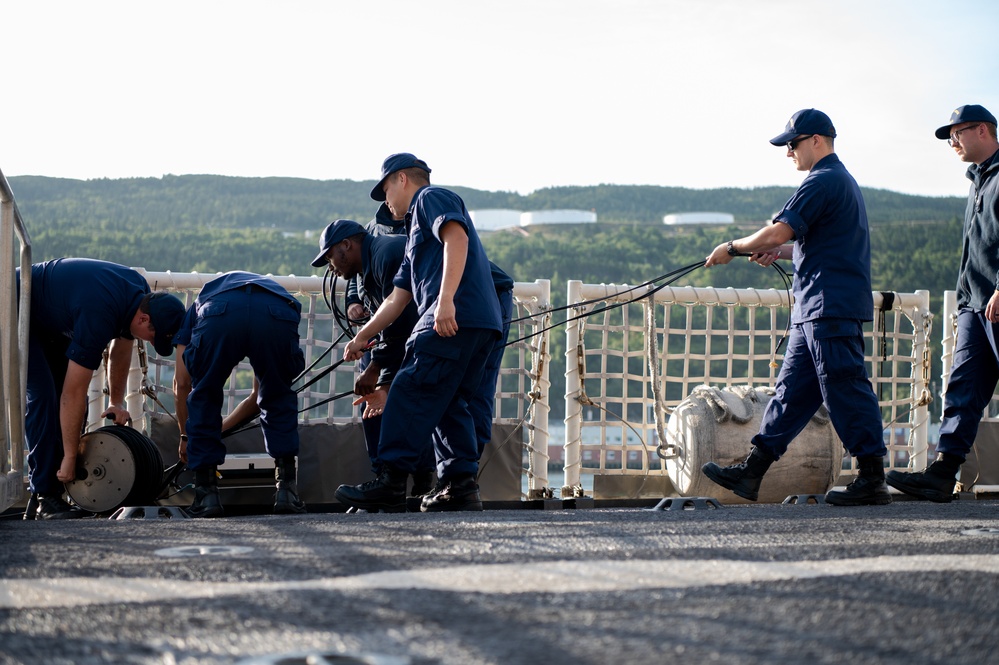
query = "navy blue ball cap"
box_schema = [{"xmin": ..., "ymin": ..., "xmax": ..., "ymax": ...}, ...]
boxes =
[
  {"xmin": 934, "ymin": 104, "xmax": 997, "ymax": 139},
  {"xmin": 147, "ymin": 292, "xmax": 186, "ymax": 357},
  {"xmin": 370, "ymin": 153, "xmax": 431, "ymax": 201},
  {"xmin": 311, "ymin": 219, "xmax": 366, "ymax": 267},
  {"xmin": 769, "ymin": 109, "xmax": 837, "ymax": 146}
]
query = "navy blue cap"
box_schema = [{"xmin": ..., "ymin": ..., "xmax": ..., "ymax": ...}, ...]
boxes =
[
  {"xmin": 370, "ymin": 153, "xmax": 431, "ymax": 201},
  {"xmin": 935, "ymin": 104, "xmax": 997, "ymax": 140},
  {"xmin": 311, "ymin": 219, "xmax": 366, "ymax": 267},
  {"xmin": 770, "ymin": 109, "xmax": 837, "ymax": 146},
  {"xmin": 147, "ymin": 292, "xmax": 186, "ymax": 356}
]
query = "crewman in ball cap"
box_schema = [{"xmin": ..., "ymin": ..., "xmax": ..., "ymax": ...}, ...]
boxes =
[
  {"xmin": 700, "ymin": 109, "xmax": 891, "ymax": 506},
  {"xmin": 172, "ymin": 271, "xmax": 307, "ymax": 518},
  {"xmin": 20, "ymin": 258, "xmax": 185, "ymax": 519},
  {"xmin": 334, "ymin": 153, "xmax": 502, "ymax": 512},
  {"xmin": 887, "ymin": 104, "xmax": 999, "ymax": 502}
]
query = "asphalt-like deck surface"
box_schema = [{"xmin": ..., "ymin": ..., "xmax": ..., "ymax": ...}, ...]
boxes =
[{"xmin": 1, "ymin": 498, "xmax": 998, "ymax": 665}]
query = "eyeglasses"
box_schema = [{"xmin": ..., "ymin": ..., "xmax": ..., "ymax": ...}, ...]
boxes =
[
  {"xmin": 786, "ymin": 135, "xmax": 813, "ymax": 151},
  {"xmin": 948, "ymin": 124, "xmax": 981, "ymax": 147}
]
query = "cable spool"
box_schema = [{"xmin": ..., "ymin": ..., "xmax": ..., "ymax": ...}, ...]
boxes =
[{"xmin": 65, "ymin": 425, "xmax": 165, "ymax": 513}]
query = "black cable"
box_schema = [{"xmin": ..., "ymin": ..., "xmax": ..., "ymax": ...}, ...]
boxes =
[{"xmin": 502, "ymin": 260, "xmax": 707, "ymax": 348}]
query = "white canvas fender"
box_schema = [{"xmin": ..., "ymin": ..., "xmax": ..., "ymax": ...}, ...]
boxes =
[{"xmin": 663, "ymin": 385, "xmax": 841, "ymax": 504}]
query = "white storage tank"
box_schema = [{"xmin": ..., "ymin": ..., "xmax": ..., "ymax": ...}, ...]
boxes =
[
  {"xmin": 663, "ymin": 211, "xmax": 734, "ymax": 225},
  {"xmin": 520, "ymin": 209, "xmax": 597, "ymax": 226},
  {"xmin": 469, "ymin": 209, "xmax": 522, "ymax": 230}
]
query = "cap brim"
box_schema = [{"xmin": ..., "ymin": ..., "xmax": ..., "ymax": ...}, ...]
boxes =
[
  {"xmin": 311, "ymin": 247, "xmax": 330, "ymax": 268},
  {"xmin": 153, "ymin": 337, "xmax": 175, "ymax": 357},
  {"xmin": 769, "ymin": 131, "xmax": 798, "ymax": 146},
  {"xmin": 370, "ymin": 177, "xmax": 388, "ymax": 201},
  {"xmin": 934, "ymin": 124, "xmax": 955, "ymax": 140}
]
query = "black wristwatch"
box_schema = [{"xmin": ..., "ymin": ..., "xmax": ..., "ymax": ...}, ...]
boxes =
[{"xmin": 726, "ymin": 241, "xmax": 738, "ymax": 256}]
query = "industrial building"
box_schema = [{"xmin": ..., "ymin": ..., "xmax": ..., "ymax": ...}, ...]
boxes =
[{"xmin": 663, "ymin": 211, "xmax": 734, "ymax": 225}]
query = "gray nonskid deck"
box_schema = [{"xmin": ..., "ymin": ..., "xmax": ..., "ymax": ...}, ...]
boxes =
[{"xmin": 1, "ymin": 500, "xmax": 998, "ymax": 665}]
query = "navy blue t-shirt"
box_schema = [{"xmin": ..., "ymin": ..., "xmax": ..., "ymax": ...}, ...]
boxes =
[
  {"xmin": 773, "ymin": 153, "xmax": 874, "ymax": 323},
  {"xmin": 392, "ymin": 185, "xmax": 502, "ymax": 334},
  {"xmin": 24, "ymin": 258, "xmax": 148, "ymax": 370},
  {"xmin": 174, "ymin": 271, "xmax": 299, "ymax": 347}
]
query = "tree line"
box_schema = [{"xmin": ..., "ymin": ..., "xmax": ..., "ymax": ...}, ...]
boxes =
[{"xmin": 9, "ymin": 174, "xmax": 966, "ymax": 419}]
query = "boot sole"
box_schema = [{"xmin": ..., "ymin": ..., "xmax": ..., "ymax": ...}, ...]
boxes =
[
  {"xmin": 334, "ymin": 488, "xmax": 406, "ymax": 513},
  {"xmin": 186, "ymin": 507, "xmax": 225, "ymax": 518},
  {"xmin": 701, "ymin": 464, "xmax": 758, "ymax": 501},
  {"xmin": 825, "ymin": 493, "xmax": 893, "ymax": 506},
  {"xmin": 420, "ymin": 500, "xmax": 484, "ymax": 513},
  {"xmin": 885, "ymin": 476, "xmax": 954, "ymax": 503}
]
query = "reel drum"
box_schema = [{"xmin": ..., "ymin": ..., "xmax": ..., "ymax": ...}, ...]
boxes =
[{"xmin": 65, "ymin": 426, "xmax": 165, "ymax": 513}]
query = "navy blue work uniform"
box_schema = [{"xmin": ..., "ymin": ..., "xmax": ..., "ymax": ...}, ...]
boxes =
[
  {"xmin": 379, "ymin": 185, "xmax": 502, "ymax": 480},
  {"xmin": 469, "ymin": 264, "xmax": 514, "ymax": 456},
  {"xmin": 20, "ymin": 259, "xmax": 149, "ymax": 496},
  {"xmin": 175, "ymin": 272, "xmax": 305, "ymax": 471},
  {"xmin": 936, "ymin": 148, "xmax": 999, "ymax": 459},
  {"xmin": 751, "ymin": 154, "xmax": 887, "ymax": 460},
  {"xmin": 354, "ymin": 234, "xmax": 420, "ymax": 467}
]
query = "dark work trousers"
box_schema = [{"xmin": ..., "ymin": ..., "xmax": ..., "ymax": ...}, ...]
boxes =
[
  {"xmin": 183, "ymin": 286, "xmax": 305, "ymax": 471},
  {"xmin": 357, "ymin": 351, "xmax": 382, "ymax": 469},
  {"xmin": 24, "ymin": 333, "xmax": 73, "ymax": 496},
  {"xmin": 752, "ymin": 319, "xmax": 887, "ymax": 460},
  {"xmin": 378, "ymin": 326, "xmax": 496, "ymax": 480},
  {"xmin": 936, "ymin": 308, "xmax": 999, "ymax": 459},
  {"xmin": 467, "ymin": 286, "xmax": 514, "ymax": 457}
]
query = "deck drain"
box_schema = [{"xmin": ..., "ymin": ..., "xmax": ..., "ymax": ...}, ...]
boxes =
[
  {"xmin": 961, "ymin": 527, "xmax": 999, "ymax": 537},
  {"xmin": 154, "ymin": 545, "xmax": 255, "ymax": 557}
]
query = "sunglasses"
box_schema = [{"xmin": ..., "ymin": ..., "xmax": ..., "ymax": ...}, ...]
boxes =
[{"xmin": 786, "ymin": 135, "xmax": 813, "ymax": 151}]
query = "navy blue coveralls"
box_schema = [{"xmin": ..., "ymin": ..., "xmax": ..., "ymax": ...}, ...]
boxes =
[
  {"xmin": 378, "ymin": 185, "xmax": 502, "ymax": 480},
  {"xmin": 936, "ymin": 148, "xmax": 999, "ymax": 459},
  {"xmin": 468, "ymin": 264, "xmax": 514, "ymax": 456},
  {"xmin": 175, "ymin": 272, "xmax": 305, "ymax": 471},
  {"xmin": 20, "ymin": 258, "xmax": 149, "ymax": 496},
  {"xmin": 752, "ymin": 154, "xmax": 887, "ymax": 460},
  {"xmin": 353, "ymin": 234, "xmax": 420, "ymax": 467}
]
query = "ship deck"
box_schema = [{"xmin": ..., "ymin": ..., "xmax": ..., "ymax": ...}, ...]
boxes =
[{"xmin": 2, "ymin": 497, "xmax": 998, "ymax": 664}]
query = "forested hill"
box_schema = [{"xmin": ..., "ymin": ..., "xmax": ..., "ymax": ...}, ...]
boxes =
[
  {"xmin": 10, "ymin": 174, "xmax": 964, "ymax": 233},
  {"xmin": 9, "ymin": 173, "xmax": 966, "ymax": 416},
  {"xmin": 7, "ymin": 174, "xmax": 964, "ymax": 291}
]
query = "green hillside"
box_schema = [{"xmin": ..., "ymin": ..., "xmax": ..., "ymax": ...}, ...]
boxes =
[{"xmin": 7, "ymin": 174, "xmax": 965, "ymax": 419}]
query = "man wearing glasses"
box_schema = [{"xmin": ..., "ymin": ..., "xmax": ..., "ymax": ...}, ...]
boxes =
[
  {"xmin": 887, "ymin": 105, "xmax": 999, "ymax": 502},
  {"xmin": 700, "ymin": 108, "xmax": 891, "ymax": 506}
]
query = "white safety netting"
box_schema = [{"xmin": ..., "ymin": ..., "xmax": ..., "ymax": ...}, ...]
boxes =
[{"xmin": 562, "ymin": 283, "xmax": 933, "ymax": 493}]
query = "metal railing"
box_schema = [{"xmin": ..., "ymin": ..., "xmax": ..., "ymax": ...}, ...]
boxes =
[{"xmin": 0, "ymin": 167, "xmax": 31, "ymax": 513}]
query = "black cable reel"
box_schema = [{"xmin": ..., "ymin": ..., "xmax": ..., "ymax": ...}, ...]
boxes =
[{"xmin": 64, "ymin": 425, "xmax": 166, "ymax": 513}]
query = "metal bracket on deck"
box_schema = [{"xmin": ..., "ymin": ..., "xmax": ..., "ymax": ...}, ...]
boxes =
[
  {"xmin": 111, "ymin": 505, "xmax": 190, "ymax": 520},
  {"xmin": 646, "ymin": 496, "xmax": 723, "ymax": 511},
  {"xmin": 781, "ymin": 494, "xmax": 827, "ymax": 505}
]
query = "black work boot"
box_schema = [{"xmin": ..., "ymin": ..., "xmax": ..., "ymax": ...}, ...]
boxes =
[
  {"xmin": 826, "ymin": 455, "xmax": 892, "ymax": 506},
  {"xmin": 701, "ymin": 446, "xmax": 775, "ymax": 501},
  {"xmin": 187, "ymin": 466, "xmax": 224, "ymax": 518},
  {"xmin": 410, "ymin": 470, "xmax": 437, "ymax": 498},
  {"xmin": 420, "ymin": 474, "xmax": 483, "ymax": 512},
  {"xmin": 273, "ymin": 456, "xmax": 307, "ymax": 514},
  {"xmin": 34, "ymin": 494, "xmax": 89, "ymax": 519},
  {"xmin": 335, "ymin": 467, "xmax": 408, "ymax": 512},
  {"xmin": 23, "ymin": 493, "xmax": 39, "ymax": 520},
  {"xmin": 886, "ymin": 452, "xmax": 962, "ymax": 503}
]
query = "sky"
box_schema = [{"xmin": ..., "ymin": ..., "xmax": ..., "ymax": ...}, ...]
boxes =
[{"xmin": 2, "ymin": 0, "xmax": 997, "ymax": 198}]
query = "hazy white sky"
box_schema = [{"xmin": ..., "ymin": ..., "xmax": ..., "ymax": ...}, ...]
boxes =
[{"xmin": 2, "ymin": 0, "xmax": 996, "ymax": 197}]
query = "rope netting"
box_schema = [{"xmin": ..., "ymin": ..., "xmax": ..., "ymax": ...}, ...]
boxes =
[{"xmin": 564, "ymin": 283, "xmax": 933, "ymax": 488}]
